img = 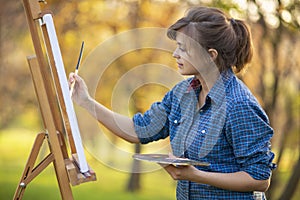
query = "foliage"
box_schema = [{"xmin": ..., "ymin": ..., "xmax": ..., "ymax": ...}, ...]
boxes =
[{"xmin": 0, "ymin": 0, "xmax": 299, "ymax": 199}]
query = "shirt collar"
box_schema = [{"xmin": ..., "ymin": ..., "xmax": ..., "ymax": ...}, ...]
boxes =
[
  {"xmin": 208, "ymin": 69, "xmax": 234, "ymax": 106},
  {"xmin": 187, "ymin": 77, "xmax": 201, "ymax": 92},
  {"xmin": 185, "ymin": 69, "xmax": 234, "ymax": 106}
]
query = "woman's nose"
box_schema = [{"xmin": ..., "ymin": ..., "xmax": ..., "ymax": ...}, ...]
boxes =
[{"xmin": 172, "ymin": 48, "xmax": 180, "ymax": 58}]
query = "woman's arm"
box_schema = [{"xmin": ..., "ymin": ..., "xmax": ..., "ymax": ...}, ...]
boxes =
[
  {"xmin": 162, "ymin": 165, "xmax": 270, "ymax": 192},
  {"xmin": 69, "ymin": 73, "xmax": 140, "ymax": 143}
]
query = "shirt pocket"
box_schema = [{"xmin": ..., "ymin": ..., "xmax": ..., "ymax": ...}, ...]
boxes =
[
  {"xmin": 168, "ymin": 115, "xmax": 185, "ymax": 127},
  {"xmin": 168, "ymin": 115, "xmax": 185, "ymax": 140}
]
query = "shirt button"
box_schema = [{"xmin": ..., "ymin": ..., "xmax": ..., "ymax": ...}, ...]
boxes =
[
  {"xmin": 201, "ymin": 130, "xmax": 206, "ymax": 134},
  {"xmin": 174, "ymin": 120, "xmax": 178, "ymax": 124},
  {"xmin": 199, "ymin": 109, "xmax": 203, "ymax": 113}
]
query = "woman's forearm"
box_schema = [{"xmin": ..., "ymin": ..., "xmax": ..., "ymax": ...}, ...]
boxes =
[
  {"xmin": 163, "ymin": 165, "xmax": 270, "ymax": 192},
  {"xmin": 82, "ymin": 97, "xmax": 140, "ymax": 143},
  {"xmin": 194, "ymin": 170, "xmax": 270, "ymax": 192},
  {"xmin": 69, "ymin": 73, "xmax": 139, "ymax": 143}
]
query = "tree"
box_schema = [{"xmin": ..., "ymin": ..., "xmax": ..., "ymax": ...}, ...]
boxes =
[
  {"xmin": 241, "ymin": 0, "xmax": 300, "ymax": 199},
  {"xmin": 1, "ymin": 0, "xmax": 299, "ymax": 199}
]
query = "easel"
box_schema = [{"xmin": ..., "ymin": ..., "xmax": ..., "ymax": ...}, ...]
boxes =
[{"xmin": 13, "ymin": 1, "xmax": 96, "ymax": 199}]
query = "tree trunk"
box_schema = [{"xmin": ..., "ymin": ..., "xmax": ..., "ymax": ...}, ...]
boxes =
[
  {"xmin": 126, "ymin": 143, "xmax": 141, "ymax": 192},
  {"xmin": 278, "ymin": 157, "xmax": 300, "ymax": 200}
]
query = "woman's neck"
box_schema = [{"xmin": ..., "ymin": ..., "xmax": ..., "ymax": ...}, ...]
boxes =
[{"xmin": 195, "ymin": 68, "xmax": 220, "ymax": 95}]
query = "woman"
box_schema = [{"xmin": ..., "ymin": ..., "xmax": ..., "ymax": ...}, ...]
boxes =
[{"xmin": 69, "ymin": 6, "xmax": 276, "ymax": 200}]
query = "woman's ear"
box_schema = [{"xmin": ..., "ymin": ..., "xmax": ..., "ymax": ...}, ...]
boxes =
[{"xmin": 208, "ymin": 49, "xmax": 218, "ymax": 61}]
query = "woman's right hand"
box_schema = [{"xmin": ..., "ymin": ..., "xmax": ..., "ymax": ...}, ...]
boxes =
[{"xmin": 68, "ymin": 72, "xmax": 92, "ymax": 108}]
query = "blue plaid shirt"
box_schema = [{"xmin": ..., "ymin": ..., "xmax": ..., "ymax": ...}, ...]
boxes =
[{"xmin": 133, "ymin": 69, "xmax": 276, "ymax": 200}]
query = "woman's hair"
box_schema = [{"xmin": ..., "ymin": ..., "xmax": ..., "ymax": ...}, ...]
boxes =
[{"xmin": 167, "ymin": 6, "xmax": 253, "ymax": 73}]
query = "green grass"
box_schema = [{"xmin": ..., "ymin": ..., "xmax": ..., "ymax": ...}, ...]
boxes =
[
  {"xmin": 1, "ymin": 128, "xmax": 299, "ymax": 200},
  {"xmin": 0, "ymin": 128, "xmax": 175, "ymax": 200}
]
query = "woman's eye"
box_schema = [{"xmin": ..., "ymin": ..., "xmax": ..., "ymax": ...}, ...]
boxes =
[{"xmin": 179, "ymin": 47, "xmax": 186, "ymax": 52}]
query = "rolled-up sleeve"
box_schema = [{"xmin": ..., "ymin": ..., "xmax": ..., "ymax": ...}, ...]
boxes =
[
  {"xmin": 226, "ymin": 101, "xmax": 276, "ymax": 180},
  {"xmin": 132, "ymin": 91, "xmax": 172, "ymax": 144}
]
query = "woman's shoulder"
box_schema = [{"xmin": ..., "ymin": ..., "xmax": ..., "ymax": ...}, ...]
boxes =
[
  {"xmin": 226, "ymin": 76, "xmax": 258, "ymax": 104},
  {"xmin": 226, "ymin": 76, "xmax": 269, "ymax": 119}
]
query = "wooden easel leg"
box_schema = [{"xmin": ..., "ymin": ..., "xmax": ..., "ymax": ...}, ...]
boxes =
[
  {"xmin": 13, "ymin": 132, "xmax": 48, "ymax": 200},
  {"xmin": 26, "ymin": 56, "xmax": 74, "ymax": 199},
  {"xmin": 13, "ymin": 131, "xmax": 74, "ymax": 200}
]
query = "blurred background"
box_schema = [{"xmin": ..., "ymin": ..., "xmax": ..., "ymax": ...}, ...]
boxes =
[{"xmin": 0, "ymin": 0, "xmax": 299, "ymax": 199}]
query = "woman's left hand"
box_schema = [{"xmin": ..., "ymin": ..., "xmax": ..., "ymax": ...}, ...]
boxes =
[{"xmin": 160, "ymin": 164, "xmax": 200, "ymax": 182}]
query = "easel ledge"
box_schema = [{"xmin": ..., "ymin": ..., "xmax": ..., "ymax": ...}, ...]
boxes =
[{"xmin": 14, "ymin": 1, "xmax": 96, "ymax": 199}]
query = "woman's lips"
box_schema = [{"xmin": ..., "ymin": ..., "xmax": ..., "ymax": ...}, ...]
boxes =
[{"xmin": 177, "ymin": 62, "xmax": 183, "ymax": 68}]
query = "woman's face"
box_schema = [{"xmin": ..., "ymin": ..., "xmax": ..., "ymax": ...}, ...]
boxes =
[{"xmin": 173, "ymin": 31, "xmax": 212, "ymax": 76}]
